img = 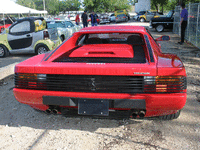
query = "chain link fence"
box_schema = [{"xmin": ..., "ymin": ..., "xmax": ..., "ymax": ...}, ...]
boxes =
[{"xmin": 173, "ymin": 3, "xmax": 200, "ymax": 49}]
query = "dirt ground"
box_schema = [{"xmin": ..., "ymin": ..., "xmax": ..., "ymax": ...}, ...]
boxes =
[{"xmin": 0, "ymin": 28, "xmax": 200, "ymax": 150}]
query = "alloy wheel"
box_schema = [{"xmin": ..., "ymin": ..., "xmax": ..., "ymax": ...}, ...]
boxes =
[
  {"xmin": 156, "ymin": 25, "xmax": 164, "ymax": 32},
  {"xmin": 38, "ymin": 47, "xmax": 48, "ymax": 54},
  {"xmin": 0, "ymin": 47, "xmax": 4, "ymax": 57}
]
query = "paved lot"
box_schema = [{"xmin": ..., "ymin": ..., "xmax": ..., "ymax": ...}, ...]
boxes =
[{"xmin": 0, "ymin": 22, "xmax": 200, "ymax": 150}]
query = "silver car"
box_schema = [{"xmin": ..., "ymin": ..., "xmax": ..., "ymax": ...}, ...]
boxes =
[
  {"xmin": 115, "ymin": 14, "xmax": 128, "ymax": 23},
  {"xmin": 46, "ymin": 20, "xmax": 82, "ymax": 41}
]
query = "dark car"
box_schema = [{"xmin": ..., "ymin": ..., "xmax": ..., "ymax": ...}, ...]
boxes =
[
  {"xmin": 149, "ymin": 10, "xmax": 174, "ymax": 32},
  {"xmin": 133, "ymin": 11, "xmax": 146, "ymax": 21}
]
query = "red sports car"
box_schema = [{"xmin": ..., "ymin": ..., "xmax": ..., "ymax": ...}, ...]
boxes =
[{"xmin": 13, "ymin": 26, "xmax": 187, "ymax": 119}]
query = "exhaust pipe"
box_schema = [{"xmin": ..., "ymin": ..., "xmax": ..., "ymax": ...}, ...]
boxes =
[
  {"xmin": 52, "ymin": 109, "xmax": 59, "ymax": 114},
  {"xmin": 138, "ymin": 110, "xmax": 145, "ymax": 118},
  {"xmin": 45, "ymin": 108, "xmax": 52, "ymax": 114},
  {"xmin": 130, "ymin": 110, "xmax": 138, "ymax": 118}
]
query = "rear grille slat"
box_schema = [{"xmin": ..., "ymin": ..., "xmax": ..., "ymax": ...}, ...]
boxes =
[
  {"xmin": 15, "ymin": 74, "xmax": 144, "ymax": 93},
  {"xmin": 15, "ymin": 74, "xmax": 186, "ymax": 93}
]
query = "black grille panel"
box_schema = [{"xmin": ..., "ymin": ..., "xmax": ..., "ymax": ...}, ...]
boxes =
[{"xmin": 15, "ymin": 74, "xmax": 144, "ymax": 94}]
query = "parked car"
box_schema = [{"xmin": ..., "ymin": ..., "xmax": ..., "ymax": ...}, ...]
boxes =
[
  {"xmin": 139, "ymin": 11, "xmax": 155, "ymax": 22},
  {"xmin": 46, "ymin": 20, "xmax": 82, "ymax": 41},
  {"xmin": 133, "ymin": 11, "xmax": 146, "ymax": 21},
  {"xmin": 115, "ymin": 9, "xmax": 130, "ymax": 20},
  {"xmin": 150, "ymin": 10, "xmax": 174, "ymax": 32},
  {"xmin": 13, "ymin": 25, "xmax": 187, "ymax": 120},
  {"xmin": 0, "ymin": 17, "xmax": 16, "ymax": 33},
  {"xmin": 115, "ymin": 14, "xmax": 128, "ymax": 23},
  {"xmin": 99, "ymin": 13, "xmax": 110, "ymax": 24},
  {"xmin": 0, "ymin": 17, "xmax": 61, "ymax": 57},
  {"xmin": 109, "ymin": 13, "xmax": 116, "ymax": 22}
]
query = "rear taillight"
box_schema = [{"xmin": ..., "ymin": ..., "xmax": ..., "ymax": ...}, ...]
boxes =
[
  {"xmin": 144, "ymin": 76, "xmax": 187, "ymax": 93},
  {"xmin": 43, "ymin": 31, "xmax": 49, "ymax": 40},
  {"xmin": 123, "ymin": 17, "xmax": 126, "ymax": 18},
  {"xmin": 116, "ymin": 18, "xmax": 118, "ymax": 19},
  {"xmin": 15, "ymin": 73, "xmax": 47, "ymax": 90}
]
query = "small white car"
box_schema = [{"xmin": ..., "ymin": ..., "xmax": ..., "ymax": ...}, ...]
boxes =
[
  {"xmin": 0, "ymin": 17, "xmax": 61, "ymax": 57},
  {"xmin": 46, "ymin": 20, "xmax": 82, "ymax": 41}
]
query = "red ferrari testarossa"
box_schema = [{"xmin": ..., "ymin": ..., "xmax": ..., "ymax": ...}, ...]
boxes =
[{"xmin": 13, "ymin": 25, "xmax": 187, "ymax": 119}]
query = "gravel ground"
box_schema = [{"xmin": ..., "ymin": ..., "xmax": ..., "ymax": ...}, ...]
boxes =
[{"xmin": 0, "ymin": 28, "xmax": 200, "ymax": 150}]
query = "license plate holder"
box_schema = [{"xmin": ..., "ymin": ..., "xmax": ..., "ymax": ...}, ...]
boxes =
[{"xmin": 78, "ymin": 99, "xmax": 109, "ymax": 116}]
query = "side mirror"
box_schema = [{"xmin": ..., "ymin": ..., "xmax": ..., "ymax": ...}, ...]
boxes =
[{"xmin": 156, "ymin": 35, "xmax": 170, "ymax": 41}]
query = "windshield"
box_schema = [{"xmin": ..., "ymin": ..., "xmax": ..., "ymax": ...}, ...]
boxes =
[
  {"xmin": 166, "ymin": 11, "xmax": 173, "ymax": 17},
  {"xmin": 47, "ymin": 21, "xmax": 65, "ymax": 28}
]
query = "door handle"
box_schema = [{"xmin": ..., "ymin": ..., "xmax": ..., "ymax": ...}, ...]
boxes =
[{"xmin": 26, "ymin": 34, "xmax": 31, "ymax": 37}]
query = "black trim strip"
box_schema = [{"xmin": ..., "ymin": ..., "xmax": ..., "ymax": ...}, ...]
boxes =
[{"xmin": 144, "ymin": 35, "xmax": 154, "ymax": 62}]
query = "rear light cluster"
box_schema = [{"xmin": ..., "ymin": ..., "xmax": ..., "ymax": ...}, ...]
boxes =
[
  {"xmin": 43, "ymin": 30, "xmax": 49, "ymax": 40},
  {"xmin": 15, "ymin": 73, "xmax": 47, "ymax": 90},
  {"xmin": 144, "ymin": 76, "xmax": 187, "ymax": 93},
  {"xmin": 15, "ymin": 73, "xmax": 187, "ymax": 94}
]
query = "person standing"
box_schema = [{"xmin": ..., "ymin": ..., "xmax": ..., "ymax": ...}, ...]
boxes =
[
  {"xmin": 178, "ymin": 3, "xmax": 188, "ymax": 45},
  {"xmin": 89, "ymin": 11, "xmax": 98, "ymax": 26},
  {"xmin": 75, "ymin": 14, "xmax": 80, "ymax": 25},
  {"xmin": 81, "ymin": 11, "xmax": 88, "ymax": 28}
]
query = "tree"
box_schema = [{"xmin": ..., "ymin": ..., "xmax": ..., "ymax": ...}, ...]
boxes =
[
  {"xmin": 16, "ymin": 0, "xmax": 36, "ymax": 9},
  {"xmin": 83, "ymin": 0, "xmax": 130, "ymax": 13},
  {"xmin": 151, "ymin": 0, "xmax": 168, "ymax": 13}
]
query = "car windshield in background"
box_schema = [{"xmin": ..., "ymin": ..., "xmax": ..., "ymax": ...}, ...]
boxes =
[
  {"xmin": 47, "ymin": 21, "xmax": 65, "ymax": 28},
  {"xmin": 117, "ymin": 14, "xmax": 126, "ymax": 17},
  {"xmin": 138, "ymin": 11, "xmax": 146, "ymax": 15},
  {"xmin": 167, "ymin": 11, "xmax": 173, "ymax": 17},
  {"xmin": 65, "ymin": 21, "xmax": 75, "ymax": 28}
]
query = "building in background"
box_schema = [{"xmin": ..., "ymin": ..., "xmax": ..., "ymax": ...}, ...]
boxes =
[{"xmin": 135, "ymin": 0, "xmax": 151, "ymax": 13}]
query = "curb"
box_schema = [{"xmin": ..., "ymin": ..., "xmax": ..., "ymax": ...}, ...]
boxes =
[{"xmin": 0, "ymin": 62, "xmax": 19, "ymax": 81}]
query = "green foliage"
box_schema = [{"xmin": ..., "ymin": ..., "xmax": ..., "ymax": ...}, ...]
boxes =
[
  {"xmin": 83, "ymin": 0, "xmax": 131, "ymax": 13},
  {"xmin": 16, "ymin": 0, "xmax": 81, "ymax": 15},
  {"xmin": 16, "ymin": 0, "xmax": 36, "ymax": 9}
]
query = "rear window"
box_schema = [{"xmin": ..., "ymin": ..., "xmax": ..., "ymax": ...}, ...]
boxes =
[
  {"xmin": 77, "ymin": 33, "xmax": 145, "ymax": 45},
  {"xmin": 54, "ymin": 33, "xmax": 147, "ymax": 64}
]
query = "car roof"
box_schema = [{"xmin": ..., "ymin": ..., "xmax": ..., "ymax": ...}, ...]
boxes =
[{"xmin": 79, "ymin": 25, "xmax": 146, "ymax": 33}]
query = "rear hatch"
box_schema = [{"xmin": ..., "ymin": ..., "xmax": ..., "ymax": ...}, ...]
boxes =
[{"xmin": 33, "ymin": 43, "xmax": 157, "ymax": 94}]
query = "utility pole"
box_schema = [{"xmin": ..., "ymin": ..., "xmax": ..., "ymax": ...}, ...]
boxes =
[{"xmin": 43, "ymin": 0, "xmax": 46, "ymax": 11}]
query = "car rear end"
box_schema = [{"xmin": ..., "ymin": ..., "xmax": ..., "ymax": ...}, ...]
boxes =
[{"xmin": 13, "ymin": 27, "xmax": 187, "ymax": 119}]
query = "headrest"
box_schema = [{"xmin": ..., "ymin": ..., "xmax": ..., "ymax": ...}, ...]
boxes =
[
  {"xmin": 127, "ymin": 35, "xmax": 144, "ymax": 45},
  {"xmin": 86, "ymin": 38, "xmax": 102, "ymax": 44}
]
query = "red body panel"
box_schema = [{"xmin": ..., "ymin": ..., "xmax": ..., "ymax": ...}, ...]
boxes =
[
  {"xmin": 0, "ymin": 24, "xmax": 11, "ymax": 32},
  {"xmin": 13, "ymin": 26, "xmax": 187, "ymax": 118},
  {"xmin": 13, "ymin": 89, "xmax": 187, "ymax": 117}
]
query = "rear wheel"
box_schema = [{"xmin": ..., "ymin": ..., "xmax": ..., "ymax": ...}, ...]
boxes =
[
  {"xmin": 156, "ymin": 24, "xmax": 164, "ymax": 32},
  {"xmin": 35, "ymin": 44, "xmax": 49, "ymax": 55},
  {"xmin": 140, "ymin": 18, "xmax": 145, "ymax": 22},
  {"xmin": 0, "ymin": 44, "xmax": 9, "ymax": 58},
  {"xmin": 158, "ymin": 110, "xmax": 181, "ymax": 120}
]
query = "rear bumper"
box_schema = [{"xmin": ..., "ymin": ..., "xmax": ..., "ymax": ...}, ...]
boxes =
[{"xmin": 13, "ymin": 88, "xmax": 187, "ymax": 117}]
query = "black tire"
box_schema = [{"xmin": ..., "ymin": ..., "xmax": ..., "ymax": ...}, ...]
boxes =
[
  {"xmin": 0, "ymin": 44, "xmax": 9, "ymax": 58},
  {"xmin": 158, "ymin": 110, "xmax": 181, "ymax": 120},
  {"xmin": 156, "ymin": 24, "xmax": 164, "ymax": 32},
  {"xmin": 140, "ymin": 18, "xmax": 146, "ymax": 22},
  {"xmin": 35, "ymin": 44, "xmax": 49, "ymax": 55}
]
